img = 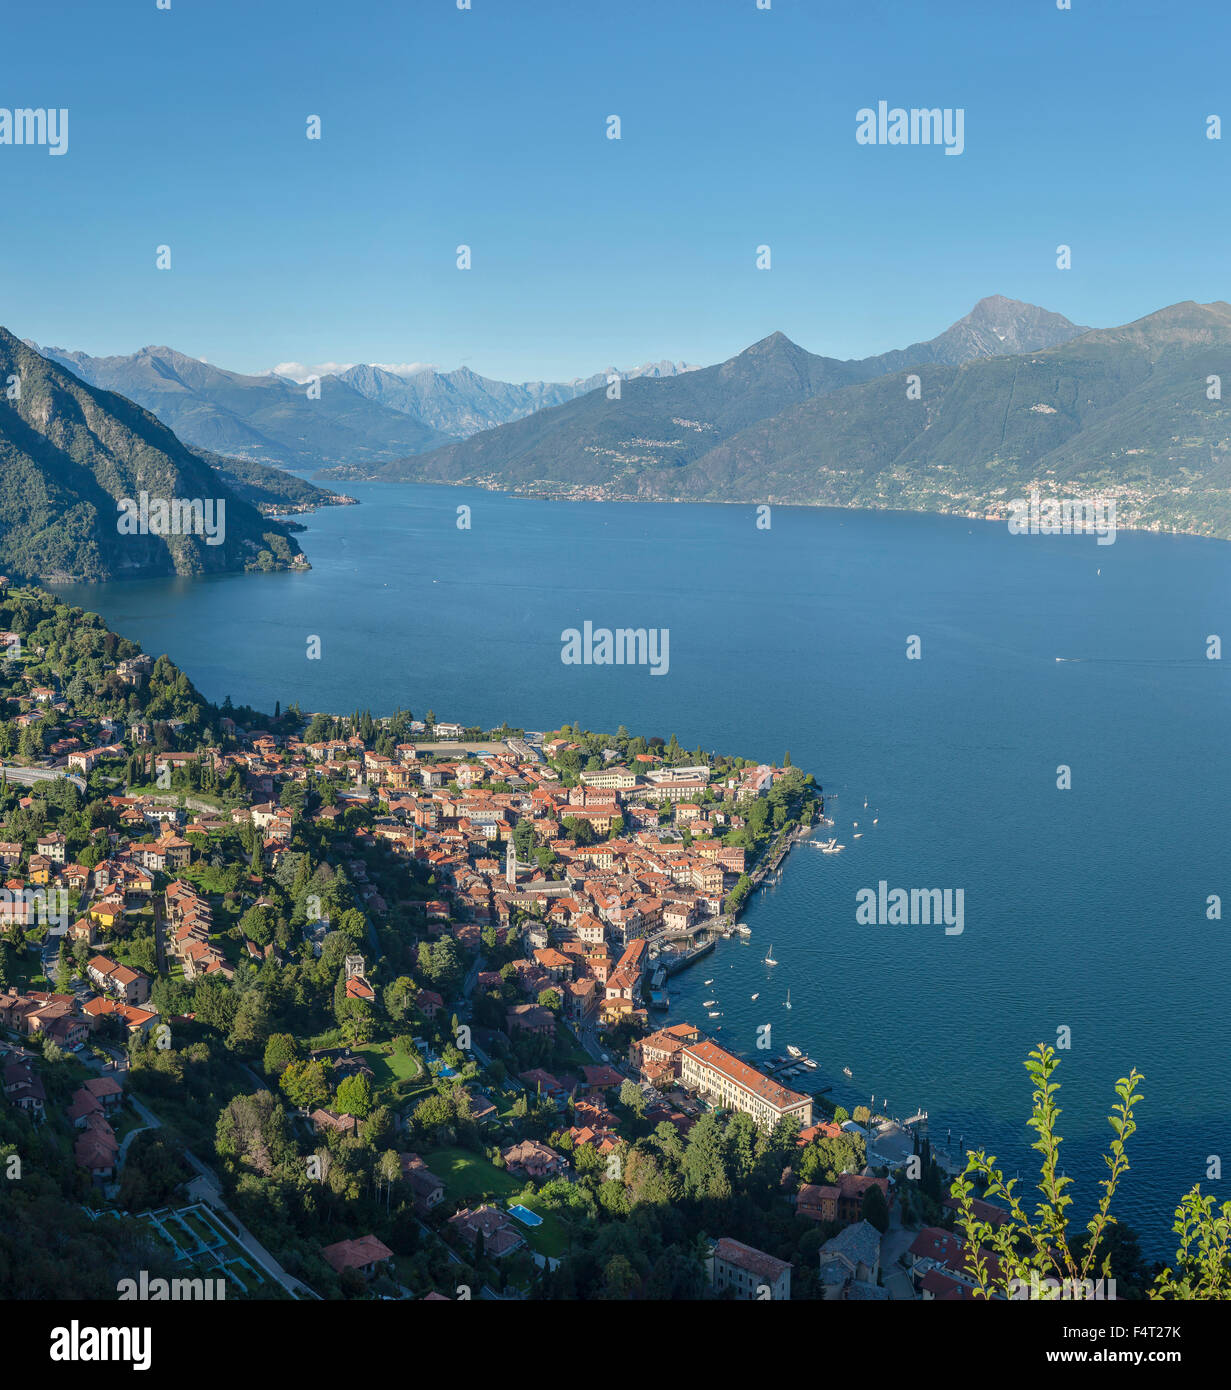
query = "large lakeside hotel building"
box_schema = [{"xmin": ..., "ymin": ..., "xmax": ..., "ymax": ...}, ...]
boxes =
[{"xmin": 681, "ymin": 1040, "xmax": 814, "ymax": 1130}]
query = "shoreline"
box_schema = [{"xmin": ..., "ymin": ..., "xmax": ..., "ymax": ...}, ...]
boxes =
[
  {"xmin": 656, "ymin": 796, "xmax": 968, "ymax": 1177},
  {"xmin": 310, "ymin": 475, "xmax": 1231, "ymax": 547}
]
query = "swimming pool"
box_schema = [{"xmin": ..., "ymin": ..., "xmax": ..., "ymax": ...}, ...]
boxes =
[{"xmin": 507, "ymin": 1203, "xmax": 542, "ymax": 1227}]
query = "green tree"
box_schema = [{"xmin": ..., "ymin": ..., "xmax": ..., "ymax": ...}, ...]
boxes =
[
  {"xmin": 618, "ymin": 1078, "xmax": 645, "ymax": 1118},
  {"xmin": 862, "ymin": 1182, "xmax": 890, "ymax": 1234},
  {"xmin": 335, "ymin": 1072, "xmax": 375, "ymax": 1119},
  {"xmin": 680, "ymin": 1112, "xmax": 730, "ymax": 1200},
  {"xmin": 263, "ymin": 1032, "xmax": 299, "ymax": 1078},
  {"xmin": 280, "ymin": 1058, "xmax": 330, "ymax": 1111}
]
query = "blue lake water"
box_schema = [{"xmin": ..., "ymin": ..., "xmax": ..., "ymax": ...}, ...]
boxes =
[{"xmin": 53, "ymin": 483, "xmax": 1231, "ymax": 1255}]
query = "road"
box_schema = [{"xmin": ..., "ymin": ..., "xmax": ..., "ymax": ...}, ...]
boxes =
[
  {"xmin": 879, "ymin": 1204, "xmax": 920, "ymax": 1300},
  {"xmin": 127, "ymin": 1095, "xmax": 318, "ymax": 1299},
  {"xmin": 0, "ymin": 762, "xmax": 86, "ymax": 793},
  {"xmin": 152, "ymin": 895, "xmax": 168, "ymax": 975}
]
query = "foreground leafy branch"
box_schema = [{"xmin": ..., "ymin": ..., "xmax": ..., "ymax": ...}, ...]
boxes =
[{"xmin": 949, "ymin": 1044, "xmax": 1231, "ymax": 1300}]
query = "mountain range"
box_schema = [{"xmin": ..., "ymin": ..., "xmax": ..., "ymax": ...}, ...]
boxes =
[
  {"xmin": 0, "ymin": 329, "xmax": 305, "ymax": 582},
  {"xmin": 31, "ymin": 342, "xmax": 453, "ymax": 473},
  {"xmin": 30, "ymin": 338, "xmax": 700, "ymax": 472},
  {"xmin": 318, "ymin": 298, "xmax": 1231, "ymax": 542},
  {"xmin": 330, "ymin": 359, "xmax": 699, "ymax": 438},
  {"xmin": 11, "ymin": 294, "xmax": 1231, "ymax": 579},
  {"xmin": 320, "ymin": 295, "xmax": 1091, "ymax": 487},
  {"xmin": 29, "ymin": 297, "xmax": 1086, "ymax": 480}
]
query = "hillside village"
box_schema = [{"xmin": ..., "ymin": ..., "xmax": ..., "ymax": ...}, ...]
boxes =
[{"xmin": 0, "ymin": 578, "xmax": 1024, "ymax": 1302}]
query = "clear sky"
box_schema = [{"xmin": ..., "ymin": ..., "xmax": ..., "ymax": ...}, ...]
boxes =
[{"xmin": 2, "ymin": 0, "xmax": 1227, "ymax": 381}]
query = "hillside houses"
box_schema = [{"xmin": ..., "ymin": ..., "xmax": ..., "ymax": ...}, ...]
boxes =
[
  {"xmin": 86, "ymin": 954, "xmax": 151, "ymax": 1005},
  {"xmin": 0, "ymin": 608, "xmax": 835, "ymax": 1303}
]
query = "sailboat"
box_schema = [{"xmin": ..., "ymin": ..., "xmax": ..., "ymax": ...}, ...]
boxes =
[
  {"xmin": 763, "ymin": 944, "xmax": 777, "ymax": 966},
  {"xmin": 784, "ymin": 989, "xmax": 792, "ymax": 1010}
]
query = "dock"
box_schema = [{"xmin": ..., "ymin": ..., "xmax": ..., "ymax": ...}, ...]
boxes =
[{"xmin": 653, "ymin": 937, "xmax": 716, "ymax": 976}]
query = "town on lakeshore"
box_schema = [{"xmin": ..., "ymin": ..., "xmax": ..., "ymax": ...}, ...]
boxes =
[{"xmin": 0, "ymin": 576, "xmax": 1010, "ymax": 1304}]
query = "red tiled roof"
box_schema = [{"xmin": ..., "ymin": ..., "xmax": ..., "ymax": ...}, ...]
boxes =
[
  {"xmin": 683, "ymin": 1040, "xmax": 810, "ymax": 1112},
  {"xmin": 320, "ymin": 1235, "xmax": 394, "ymax": 1273},
  {"xmin": 712, "ymin": 1237, "xmax": 791, "ymax": 1282}
]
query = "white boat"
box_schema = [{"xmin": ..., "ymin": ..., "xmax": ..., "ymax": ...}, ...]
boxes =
[
  {"xmin": 763, "ymin": 944, "xmax": 777, "ymax": 966},
  {"xmin": 787, "ymin": 1044, "xmax": 802, "ymax": 1058},
  {"xmin": 853, "ymin": 832, "xmax": 863, "ymax": 839},
  {"xmin": 707, "ymin": 1010, "xmax": 722, "ymax": 1018},
  {"xmin": 864, "ymin": 798, "xmax": 868, "ymax": 809},
  {"xmin": 784, "ymin": 990, "xmax": 792, "ymax": 1010},
  {"xmin": 704, "ymin": 979, "xmax": 714, "ymax": 985},
  {"xmin": 803, "ymin": 1058, "xmax": 817, "ymax": 1069},
  {"xmin": 872, "ymin": 818, "xmax": 878, "ymax": 825},
  {"xmin": 737, "ymin": 924, "xmax": 751, "ymax": 936},
  {"xmin": 750, "ymin": 992, "xmax": 759, "ymax": 1000},
  {"xmin": 703, "ymin": 999, "xmax": 718, "ymax": 1007},
  {"xmin": 842, "ymin": 1066, "xmax": 852, "ymax": 1077}
]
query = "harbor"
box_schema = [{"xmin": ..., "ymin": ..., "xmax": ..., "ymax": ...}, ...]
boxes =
[{"xmin": 648, "ymin": 792, "xmax": 966, "ymax": 1174}]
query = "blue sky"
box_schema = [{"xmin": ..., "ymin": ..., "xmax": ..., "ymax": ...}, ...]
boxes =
[{"xmin": 1, "ymin": 0, "xmax": 1227, "ymax": 380}]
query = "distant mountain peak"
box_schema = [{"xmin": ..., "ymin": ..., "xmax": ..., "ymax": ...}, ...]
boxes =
[
  {"xmin": 965, "ymin": 293, "xmax": 1033, "ymax": 317},
  {"xmin": 738, "ymin": 330, "xmax": 809, "ymax": 361},
  {"xmin": 910, "ymin": 296, "xmax": 1090, "ymax": 365},
  {"xmin": 0, "ymin": 334, "xmax": 305, "ymax": 581}
]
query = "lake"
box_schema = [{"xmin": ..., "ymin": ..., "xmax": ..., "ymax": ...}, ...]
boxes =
[{"xmin": 53, "ymin": 483, "xmax": 1231, "ymax": 1255}]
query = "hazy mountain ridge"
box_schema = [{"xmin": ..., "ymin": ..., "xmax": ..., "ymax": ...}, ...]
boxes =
[
  {"xmin": 32, "ymin": 342, "xmax": 452, "ymax": 471},
  {"xmin": 333, "ymin": 359, "xmax": 700, "ymax": 437},
  {"xmin": 324, "ymin": 299, "xmax": 1231, "ymax": 540},
  {"xmin": 855, "ymin": 294, "xmax": 1091, "ymax": 374},
  {"xmin": 323, "ymin": 296, "xmax": 1091, "ymax": 488},
  {"xmin": 331, "ymin": 329, "xmax": 872, "ymax": 489},
  {"xmin": 0, "ymin": 330, "xmax": 305, "ymax": 582},
  {"xmin": 641, "ymin": 302, "xmax": 1231, "ymax": 540}
]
